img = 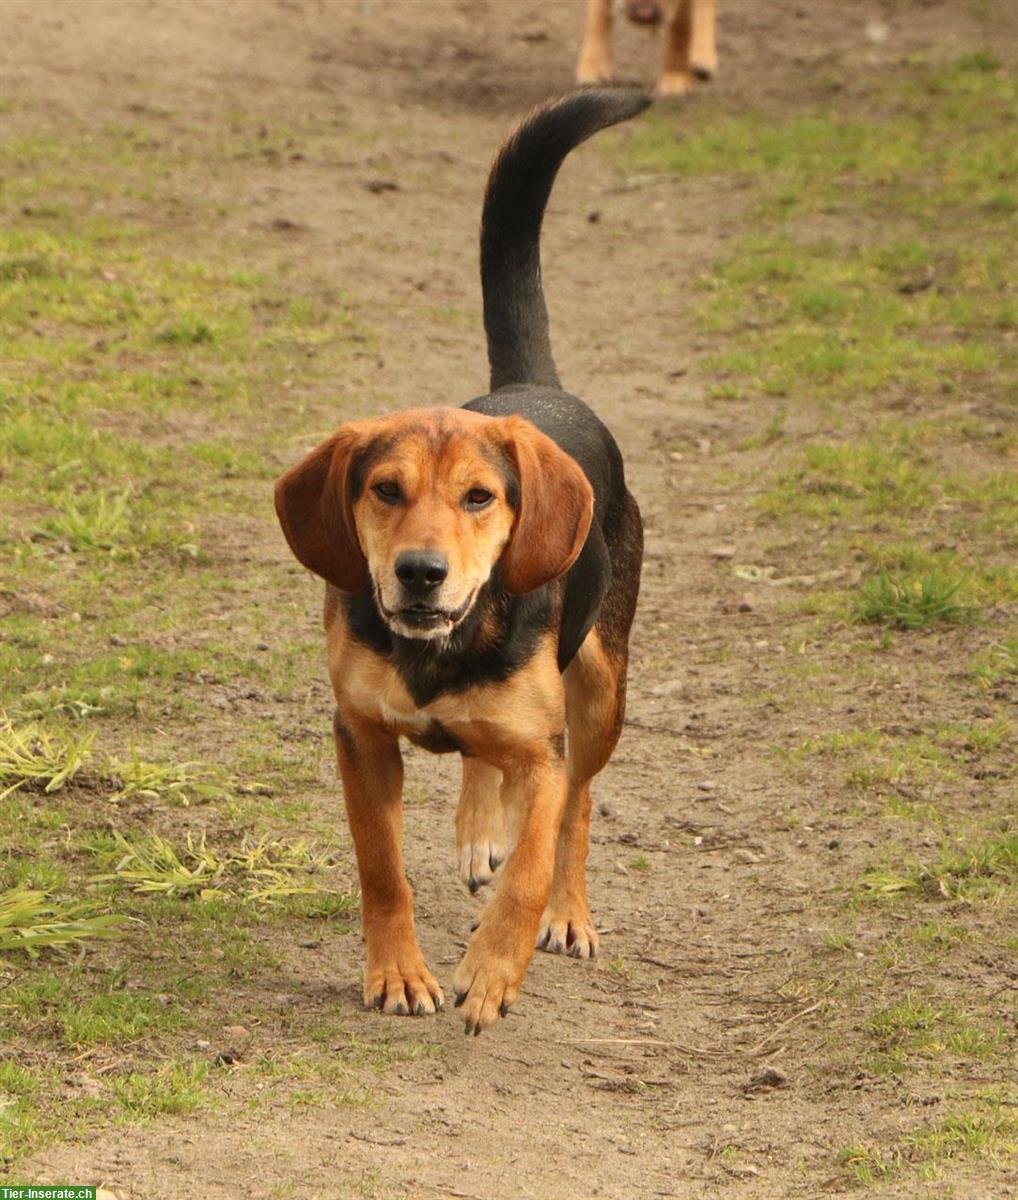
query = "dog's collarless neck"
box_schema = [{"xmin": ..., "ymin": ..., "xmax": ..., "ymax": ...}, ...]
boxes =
[{"xmin": 342, "ymin": 580, "xmax": 554, "ymax": 708}]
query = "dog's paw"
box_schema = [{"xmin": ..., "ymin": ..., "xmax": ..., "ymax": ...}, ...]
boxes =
[
  {"xmin": 655, "ymin": 70, "xmax": 694, "ymax": 98},
  {"xmin": 452, "ymin": 936, "xmax": 526, "ymax": 1036},
  {"xmin": 456, "ymin": 790, "xmax": 507, "ymax": 893},
  {"xmin": 576, "ymin": 56, "xmax": 613, "ymax": 85},
  {"xmin": 536, "ymin": 904, "xmax": 599, "ymax": 959},
  {"xmin": 458, "ymin": 838, "xmax": 506, "ymax": 894},
  {"xmin": 690, "ymin": 46, "xmax": 717, "ymax": 81},
  {"xmin": 364, "ymin": 956, "xmax": 444, "ymax": 1017}
]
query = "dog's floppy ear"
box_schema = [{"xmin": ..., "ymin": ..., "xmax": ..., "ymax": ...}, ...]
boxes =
[
  {"xmin": 498, "ymin": 418, "xmax": 594, "ymax": 594},
  {"xmin": 274, "ymin": 427, "xmax": 368, "ymax": 592}
]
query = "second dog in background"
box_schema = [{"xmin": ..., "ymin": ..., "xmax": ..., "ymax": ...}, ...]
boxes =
[{"xmin": 577, "ymin": 0, "xmax": 718, "ymax": 97}]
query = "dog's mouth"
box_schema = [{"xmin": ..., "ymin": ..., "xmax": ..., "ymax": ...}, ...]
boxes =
[{"xmin": 376, "ymin": 588, "xmax": 476, "ymax": 637}]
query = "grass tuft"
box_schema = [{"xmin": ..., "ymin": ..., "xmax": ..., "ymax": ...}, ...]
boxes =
[
  {"xmin": 851, "ymin": 570, "xmax": 977, "ymax": 630},
  {"xmin": 0, "ymin": 715, "xmax": 93, "ymax": 800},
  {"xmin": 0, "ymin": 887, "xmax": 125, "ymax": 957},
  {"xmin": 104, "ymin": 750, "xmax": 255, "ymax": 807},
  {"xmin": 862, "ymin": 827, "xmax": 1018, "ymax": 902},
  {"xmin": 93, "ymin": 829, "xmax": 350, "ymax": 906}
]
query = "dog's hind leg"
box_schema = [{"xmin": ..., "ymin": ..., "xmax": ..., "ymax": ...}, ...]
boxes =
[
  {"xmin": 658, "ymin": 0, "xmax": 717, "ymax": 95},
  {"xmin": 538, "ymin": 494, "xmax": 642, "ymax": 959},
  {"xmin": 689, "ymin": 0, "xmax": 718, "ymax": 81},
  {"xmin": 576, "ymin": 0, "xmax": 614, "ymax": 84},
  {"xmin": 456, "ymin": 758, "xmax": 506, "ymax": 894},
  {"xmin": 536, "ymin": 628, "xmax": 625, "ymax": 958}
]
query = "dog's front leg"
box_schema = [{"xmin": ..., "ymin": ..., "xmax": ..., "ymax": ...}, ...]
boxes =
[
  {"xmin": 334, "ymin": 709, "xmax": 444, "ymax": 1016},
  {"xmin": 453, "ymin": 751, "xmax": 567, "ymax": 1034}
]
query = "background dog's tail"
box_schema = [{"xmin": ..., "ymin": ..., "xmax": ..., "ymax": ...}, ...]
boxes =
[{"xmin": 481, "ymin": 87, "xmax": 651, "ymax": 393}]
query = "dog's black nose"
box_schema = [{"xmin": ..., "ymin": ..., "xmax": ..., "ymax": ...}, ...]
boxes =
[{"xmin": 394, "ymin": 550, "xmax": 449, "ymax": 596}]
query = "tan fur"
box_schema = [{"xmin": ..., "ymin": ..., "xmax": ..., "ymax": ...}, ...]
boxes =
[
  {"xmin": 277, "ymin": 407, "xmax": 593, "ymax": 619},
  {"xmin": 281, "ymin": 406, "xmax": 628, "ymax": 1032},
  {"xmin": 329, "ymin": 598, "xmax": 568, "ymax": 1030},
  {"xmin": 456, "ymin": 759, "xmax": 507, "ymax": 890},
  {"xmin": 576, "ymin": 0, "xmax": 718, "ymax": 96}
]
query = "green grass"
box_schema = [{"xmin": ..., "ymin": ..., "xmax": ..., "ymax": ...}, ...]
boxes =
[
  {"xmin": 0, "ymin": 715, "xmax": 93, "ymax": 799},
  {"xmin": 0, "ymin": 1055, "xmax": 211, "ymax": 1164},
  {"xmin": 851, "ymin": 570, "xmax": 977, "ymax": 630},
  {"xmin": 0, "ymin": 888, "xmax": 125, "ymax": 957},
  {"xmin": 91, "ymin": 828, "xmax": 352, "ymax": 908},
  {"xmin": 837, "ymin": 1097, "xmax": 1018, "ymax": 1186},
  {"xmin": 782, "ymin": 714, "xmax": 1013, "ymax": 796},
  {"xmin": 861, "ymin": 827, "xmax": 1018, "ymax": 903},
  {"xmin": 867, "ymin": 995, "xmax": 1004, "ymax": 1064},
  {"xmin": 627, "ymin": 53, "xmax": 1017, "ymax": 220},
  {"xmin": 626, "ymin": 53, "xmax": 1018, "ymax": 651},
  {"xmin": 970, "ymin": 639, "xmax": 1018, "ymax": 687}
]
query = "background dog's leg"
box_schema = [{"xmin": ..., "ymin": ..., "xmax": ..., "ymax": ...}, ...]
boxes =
[
  {"xmin": 456, "ymin": 758, "xmax": 506, "ymax": 894},
  {"xmin": 538, "ymin": 629, "xmax": 628, "ymax": 959},
  {"xmin": 453, "ymin": 754, "xmax": 567, "ymax": 1033},
  {"xmin": 689, "ymin": 0, "xmax": 718, "ymax": 80},
  {"xmin": 576, "ymin": 0, "xmax": 614, "ymax": 84},
  {"xmin": 334, "ymin": 710, "xmax": 444, "ymax": 1016},
  {"xmin": 658, "ymin": 0, "xmax": 695, "ymax": 96}
]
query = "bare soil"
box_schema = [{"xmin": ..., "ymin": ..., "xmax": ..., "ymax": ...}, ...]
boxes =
[{"xmin": 3, "ymin": 1, "xmax": 1015, "ymax": 1197}]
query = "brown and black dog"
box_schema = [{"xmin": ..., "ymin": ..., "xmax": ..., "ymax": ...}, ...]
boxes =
[
  {"xmin": 275, "ymin": 89, "xmax": 649, "ymax": 1035},
  {"xmin": 577, "ymin": 0, "xmax": 718, "ymax": 97}
]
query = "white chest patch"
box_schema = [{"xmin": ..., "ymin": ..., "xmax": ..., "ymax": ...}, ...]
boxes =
[{"xmin": 378, "ymin": 699, "xmax": 430, "ymax": 733}]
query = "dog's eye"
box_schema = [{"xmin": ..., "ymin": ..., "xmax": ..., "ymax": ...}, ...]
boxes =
[
  {"xmin": 464, "ymin": 487, "xmax": 494, "ymax": 510},
  {"xmin": 372, "ymin": 481, "xmax": 402, "ymax": 504}
]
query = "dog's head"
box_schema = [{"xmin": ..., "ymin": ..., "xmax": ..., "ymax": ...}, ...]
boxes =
[{"xmin": 275, "ymin": 408, "xmax": 593, "ymax": 640}]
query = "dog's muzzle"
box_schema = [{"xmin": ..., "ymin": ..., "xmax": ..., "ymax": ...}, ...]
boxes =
[{"xmin": 376, "ymin": 587, "xmax": 476, "ymax": 639}]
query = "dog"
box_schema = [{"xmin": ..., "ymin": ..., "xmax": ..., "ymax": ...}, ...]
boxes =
[
  {"xmin": 577, "ymin": 0, "xmax": 718, "ymax": 97},
  {"xmin": 275, "ymin": 88, "xmax": 649, "ymax": 1035}
]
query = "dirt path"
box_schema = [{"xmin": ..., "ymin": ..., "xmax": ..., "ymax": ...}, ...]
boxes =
[{"xmin": 3, "ymin": 2, "xmax": 1015, "ymax": 1197}]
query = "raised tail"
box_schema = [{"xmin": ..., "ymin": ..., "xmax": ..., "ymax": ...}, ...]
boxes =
[{"xmin": 480, "ymin": 87, "xmax": 651, "ymax": 393}]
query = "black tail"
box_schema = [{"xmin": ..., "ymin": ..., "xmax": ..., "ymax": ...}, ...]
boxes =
[{"xmin": 481, "ymin": 87, "xmax": 651, "ymax": 393}]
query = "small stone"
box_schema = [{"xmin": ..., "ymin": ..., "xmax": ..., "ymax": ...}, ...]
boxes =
[
  {"xmin": 865, "ymin": 20, "xmax": 889, "ymax": 43},
  {"xmin": 696, "ymin": 781, "xmax": 718, "ymax": 792},
  {"xmin": 746, "ymin": 1065, "xmax": 788, "ymax": 1090},
  {"xmin": 738, "ymin": 596, "xmax": 755, "ymax": 613},
  {"xmin": 733, "ymin": 848, "xmax": 761, "ymax": 865},
  {"xmin": 223, "ymin": 1024, "xmax": 250, "ymax": 1039},
  {"xmin": 298, "ymin": 939, "xmax": 321, "ymax": 950},
  {"xmin": 709, "ymin": 545, "xmax": 736, "ymax": 560}
]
